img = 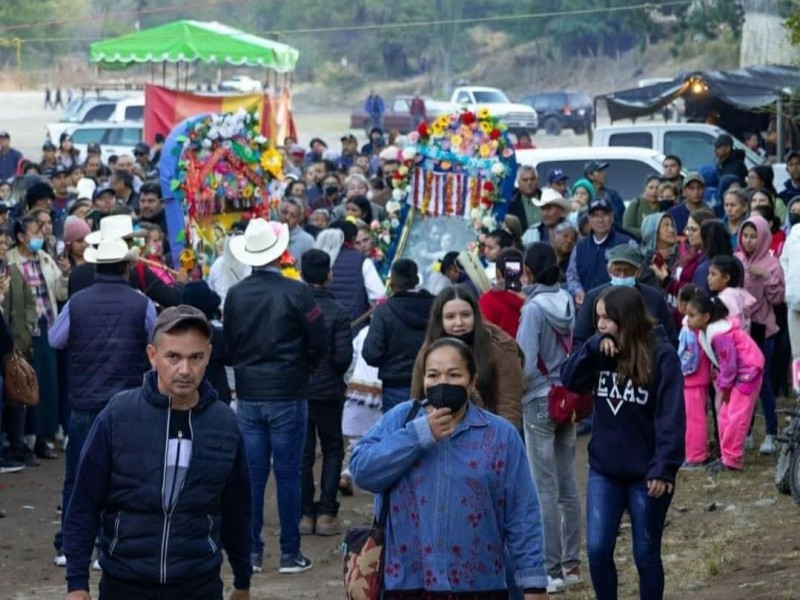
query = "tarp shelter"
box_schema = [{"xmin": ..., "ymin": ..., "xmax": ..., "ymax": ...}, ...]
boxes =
[
  {"xmin": 89, "ymin": 20, "xmax": 299, "ymax": 73},
  {"xmin": 595, "ymin": 65, "xmax": 800, "ymax": 155}
]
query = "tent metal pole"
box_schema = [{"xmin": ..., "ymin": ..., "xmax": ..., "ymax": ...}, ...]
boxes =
[
  {"xmin": 777, "ymin": 96, "xmax": 784, "ymax": 163},
  {"xmin": 162, "ymin": 62, "xmax": 166, "ymax": 87}
]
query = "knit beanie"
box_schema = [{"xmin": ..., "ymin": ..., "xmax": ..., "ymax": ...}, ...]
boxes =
[
  {"xmin": 570, "ymin": 178, "xmax": 596, "ymax": 201},
  {"xmin": 63, "ymin": 216, "xmax": 92, "ymax": 244},
  {"xmin": 26, "ymin": 181, "xmax": 55, "ymax": 210}
]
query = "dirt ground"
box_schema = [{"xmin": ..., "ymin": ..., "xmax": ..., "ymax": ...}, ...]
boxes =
[{"xmin": 2, "ymin": 411, "xmax": 800, "ymax": 600}]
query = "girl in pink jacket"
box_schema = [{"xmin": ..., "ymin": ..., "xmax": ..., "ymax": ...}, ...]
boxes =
[
  {"xmin": 686, "ymin": 293, "xmax": 764, "ymax": 474},
  {"xmin": 734, "ymin": 215, "xmax": 784, "ymax": 453}
]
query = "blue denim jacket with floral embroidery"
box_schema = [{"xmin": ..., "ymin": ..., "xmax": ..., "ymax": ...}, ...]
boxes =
[{"xmin": 350, "ymin": 401, "xmax": 548, "ymax": 592}]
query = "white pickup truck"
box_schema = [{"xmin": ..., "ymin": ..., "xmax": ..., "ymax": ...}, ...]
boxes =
[{"xmin": 449, "ymin": 86, "xmax": 539, "ymax": 136}]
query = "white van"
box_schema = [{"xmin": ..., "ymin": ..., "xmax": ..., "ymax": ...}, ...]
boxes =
[
  {"xmin": 66, "ymin": 121, "xmax": 143, "ymax": 164},
  {"xmin": 514, "ymin": 146, "xmax": 669, "ymax": 201},
  {"xmin": 47, "ymin": 96, "xmax": 145, "ymax": 143}
]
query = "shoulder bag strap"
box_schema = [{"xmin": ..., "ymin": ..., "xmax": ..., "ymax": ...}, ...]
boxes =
[{"xmin": 376, "ymin": 401, "xmax": 423, "ymax": 528}]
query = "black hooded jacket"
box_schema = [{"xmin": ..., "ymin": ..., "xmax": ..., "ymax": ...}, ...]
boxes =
[
  {"xmin": 717, "ymin": 149, "xmax": 748, "ymax": 182},
  {"xmin": 362, "ymin": 289, "xmax": 435, "ymax": 388},
  {"xmin": 307, "ymin": 287, "xmax": 353, "ymax": 402}
]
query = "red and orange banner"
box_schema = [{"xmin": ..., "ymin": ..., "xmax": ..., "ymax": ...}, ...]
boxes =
[{"xmin": 144, "ymin": 84, "xmax": 297, "ymax": 145}]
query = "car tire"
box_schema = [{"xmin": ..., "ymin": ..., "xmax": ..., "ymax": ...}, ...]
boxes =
[
  {"xmin": 544, "ymin": 117, "xmax": 562, "ymax": 136},
  {"xmin": 573, "ymin": 122, "xmax": 587, "ymax": 135}
]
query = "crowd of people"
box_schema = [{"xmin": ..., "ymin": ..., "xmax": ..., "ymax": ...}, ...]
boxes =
[{"xmin": 0, "ymin": 119, "xmax": 800, "ymax": 600}]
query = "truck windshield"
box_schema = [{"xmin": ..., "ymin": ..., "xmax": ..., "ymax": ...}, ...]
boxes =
[{"xmin": 473, "ymin": 90, "xmax": 509, "ymax": 103}]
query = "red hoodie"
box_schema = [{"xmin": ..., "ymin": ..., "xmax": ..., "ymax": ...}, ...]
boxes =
[{"xmin": 479, "ymin": 288, "xmax": 525, "ymax": 338}]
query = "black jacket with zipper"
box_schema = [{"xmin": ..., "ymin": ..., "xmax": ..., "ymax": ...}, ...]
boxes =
[
  {"xmin": 223, "ymin": 269, "xmax": 327, "ymax": 400},
  {"xmin": 362, "ymin": 289, "xmax": 435, "ymax": 388},
  {"xmin": 307, "ymin": 287, "xmax": 353, "ymax": 402},
  {"xmin": 63, "ymin": 371, "xmax": 252, "ymax": 592}
]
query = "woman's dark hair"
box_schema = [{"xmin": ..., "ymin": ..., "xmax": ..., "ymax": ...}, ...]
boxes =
[
  {"xmin": 688, "ymin": 291, "xmax": 729, "ymax": 322},
  {"xmin": 523, "ymin": 242, "xmax": 561, "ymax": 286},
  {"xmin": 678, "ymin": 283, "xmax": 700, "ymax": 303},
  {"xmin": 422, "ymin": 337, "xmax": 478, "ymax": 383},
  {"xmin": 700, "ymin": 219, "xmax": 732, "ymax": 259},
  {"xmin": 748, "ymin": 187, "xmax": 775, "ymax": 208},
  {"xmin": 328, "ymin": 219, "xmax": 357, "ymax": 243},
  {"xmin": 710, "ymin": 255, "xmax": 743, "ymax": 288},
  {"xmin": 13, "ymin": 216, "xmax": 37, "ymax": 247},
  {"xmin": 68, "ymin": 200, "xmax": 92, "ymax": 216},
  {"xmin": 751, "ymin": 165, "xmax": 777, "ymax": 195},
  {"xmin": 285, "ymin": 180, "xmax": 306, "ymax": 198},
  {"xmin": 751, "ymin": 204, "xmax": 780, "ymax": 234},
  {"xmin": 425, "ymin": 285, "xmax": 492, "ymax": 403},
  {"xmin": 369, "ymin": 176, "xmax": 386, "ymax": 191},
  {"xmin": 486, "ymin": 228, "xmax": 513, "ymax": 249},
  {"xmin": 644, "ymin": 174, "xmax": 663, "ymax": 187},
  {"xmin": 689, "ymin": 208, "xmax": 716, "ymax": 228},
  {"xmin": 596, "ymin": 286, "xmax": 655, "ymax": 388},
  {"xmin": 440, "ymin": 251, "xmax": 460, "ymax": 273},
  {"xmin": 345, "ymin": 195, "xmax": 373, "ymax": 224},
  {"xmin": 496, "ymin": 248, "xmax": 523, "ymax": 273}
]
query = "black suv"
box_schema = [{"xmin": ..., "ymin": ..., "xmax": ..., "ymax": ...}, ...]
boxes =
[{"xmin": 519, "ymin": 91, "xmax": 593, "ymax": 136}]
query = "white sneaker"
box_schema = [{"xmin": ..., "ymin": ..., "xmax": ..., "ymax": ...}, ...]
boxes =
[
  {"xmin": 563, "ymin": 566, "xmax": 582, "ymax": 585},
  {"xmin": 745, "ymin": 434, "xmax": 754, "ymax": 450},
  {"xmin": 759, "ymin": 434, "xmax": 776, "ymax": 455},
  {"xmin": 53, "ymin": 554, "xmax": 66, "ymax": 567},
  {"xmin": 547, "ymin": 576, "xmax": 565, "ymax": 594},
  {"xmin": 92, "ymin": 559, "xmax": 101, "ymax": 571}
]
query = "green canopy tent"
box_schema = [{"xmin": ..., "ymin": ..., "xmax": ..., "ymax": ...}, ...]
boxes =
[{"xmin": 89, "ymin": 20, "xmax": 299, "ymax": 87}]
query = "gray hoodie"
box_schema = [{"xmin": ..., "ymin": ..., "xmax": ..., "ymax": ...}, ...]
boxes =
[{"xmin": 516, "ymin": 283, "xmax": 575, "ymax": 405}]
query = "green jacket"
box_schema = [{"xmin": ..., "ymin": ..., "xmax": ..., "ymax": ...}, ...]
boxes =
[
  {"xmin": 622, "ymin": 196, "xmax": 659, "ymax": 240},
  {"xmin": 2, "ymin": 264, "xmax": 37, "ymax": 358}
]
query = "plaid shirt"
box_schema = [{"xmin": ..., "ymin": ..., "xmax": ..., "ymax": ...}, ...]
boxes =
[{"xmin": 19, "ymin": 255, "xmax": 54, "ymax": 336}]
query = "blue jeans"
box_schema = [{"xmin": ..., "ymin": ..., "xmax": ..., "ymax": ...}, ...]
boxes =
[
  {"xmin": 381, "ymin": 386, "xmax": 411, "ymax": 414},
  {"xmin": 237, "ymin": 399, "xmax": 308, "ymax": 557},
  {"xmin": 758, "ymin": 336, "xmax": 778, "ymax": 435},
  {"xmin": 586, "ymin": 469, "xmax": 672, "ymax": 600},
  {"xmin": 54, "ymin": 408, "xmax": 103, "ymax": 553}
]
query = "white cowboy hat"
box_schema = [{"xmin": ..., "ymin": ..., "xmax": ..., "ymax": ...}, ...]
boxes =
[
  {"xmin": 229, "ymin": 219, "xmax": 290, "ymax": 267},
  {"xmin": 84, "ymin": 238, "xmax": 140, "ymax": 264},
  {"xmin": 75, "ymin": 178, "xmax": 96, "ymax": 201},
  {"xmin": 85, "ymin": 215, "xmax": 136, "ymax": 245},
  {"xmin": 533, "ymin": 188, "xmax": 572, "ymax": 212}
]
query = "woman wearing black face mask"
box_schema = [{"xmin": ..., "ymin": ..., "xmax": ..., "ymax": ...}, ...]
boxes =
[
  {"xmin": 351, "ymin": 338, "xmax": 549, "ymax": 599},
  {"xmin": 410, "ymin": 285, "xmax": 524, "ymax": 430}
]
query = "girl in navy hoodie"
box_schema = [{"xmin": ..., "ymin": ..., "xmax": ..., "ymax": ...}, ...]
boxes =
[{"xmin": 562, "ymin": 285, "xmax": 685, "ymax": 600}]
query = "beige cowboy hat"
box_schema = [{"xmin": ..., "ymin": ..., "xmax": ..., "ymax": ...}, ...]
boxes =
[
  {"xmin": 229, "ymin": 218, "xmax": 290, "ymax": 267},
  {"xmin": 85, "ymin": 215, "xmax": 137, "ymax": 245},
  {"xmin": 84, "ymin": 237, "xmax": 140, "ymax": 264},
  {"xmin": 533, "ymin": 188, "xmax": 572, "ymax": 212}
]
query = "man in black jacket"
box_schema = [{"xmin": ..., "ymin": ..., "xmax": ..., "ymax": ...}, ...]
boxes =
[
  {"xmin": 572, "ymin": 245, "xmax": 678, "ymax": 349},
  {"xmin": 714, "ymin": 134, "xmax": 748, "ymax": 182},
  {"xmin": 224, "ymin": 218, "xmax": 326, "ymax": 575},
  {"xmin": 299, "ymin": 250, "xmax": 352, "ymax": 537},
  {"xmin": 63, "ymin": 306, "xmax": 251, "ymax": 600},
  {"xmin": 362, "ymin": 259, "xmax": 435, "ymax": 413}
]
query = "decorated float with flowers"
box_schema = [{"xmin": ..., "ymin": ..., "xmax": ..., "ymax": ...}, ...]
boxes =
[
  {"xmin": 375, "ymin": 106, "xmax": 517, "ymax": 289},
  {"xmin": 159, "ymin": 108, "xmax": 298, "ymax": 278}
]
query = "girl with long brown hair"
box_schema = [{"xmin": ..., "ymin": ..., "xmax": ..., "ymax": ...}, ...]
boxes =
[{"xmin": 562, "ymin": 285, "xmax": 685, "ymax": 600}]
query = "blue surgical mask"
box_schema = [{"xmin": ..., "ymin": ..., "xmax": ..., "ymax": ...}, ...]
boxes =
[
  {"xmin": 610, "ymin": 275, "xmax": 636, "ymax": 287},
  {"xmin": 27, "ymin": 237, "xmax": 44, "ymax": 253}
]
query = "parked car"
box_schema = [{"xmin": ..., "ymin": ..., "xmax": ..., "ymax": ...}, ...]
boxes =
[
  {"xmin": 515, "ymin": 146, "xmax": 672, "ymax": 202},
  {"xmin": 219, "ymin": 75, "xmax": 263, "ymax": 93},
  {"xmin": 519, "ymin": 91, "xmax": 593, "ymax": 136},
  {"xmin": 66, "ymin": 121, "xmax": 143, "ymax": 164},
  {"xmin": 592, "ymin": 123, "xmax": 765, "ymax": 172},
  {"xmin": 349, "ymin": 95, "xmax": 447, "ymax": 135},
  {"xmin": 47, "ymin": 96, "xmax": 144, "ymax": 143}
]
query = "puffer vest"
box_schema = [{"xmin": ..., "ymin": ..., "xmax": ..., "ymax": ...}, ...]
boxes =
[
  {"xmin": 68, "ymin": 275, "xmax": 150, "ymax": 411},
  {"xmin": 329, "ymin": 247, "xmax": 369, "ymax": 320}
]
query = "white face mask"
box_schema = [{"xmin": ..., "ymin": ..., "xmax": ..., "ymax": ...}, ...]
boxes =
[{"xmin": 366, "ymin": 190, "xmax": 374, "ymax": 201}]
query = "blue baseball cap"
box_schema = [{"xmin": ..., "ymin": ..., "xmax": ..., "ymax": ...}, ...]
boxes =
[{"xmin": 547, "ymin": 168, "xmax": 569, "ymax": 184}]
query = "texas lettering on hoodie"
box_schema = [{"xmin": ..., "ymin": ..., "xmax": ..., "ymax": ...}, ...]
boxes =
[{"xmin": 561, "ymin": 331, "xmax": 686, "ymax": 483}]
